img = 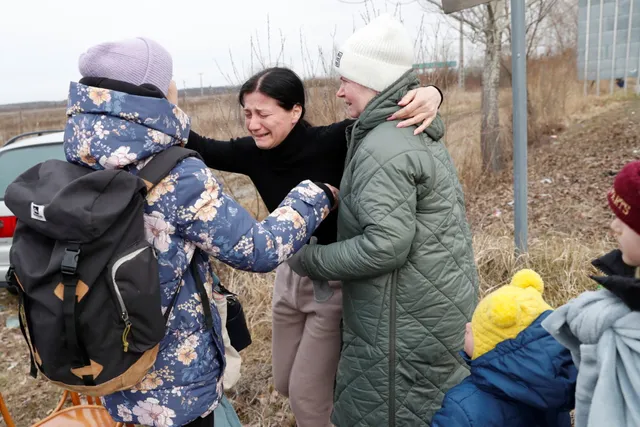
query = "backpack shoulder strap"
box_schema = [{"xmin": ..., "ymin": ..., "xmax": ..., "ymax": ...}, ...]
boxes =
[
  {"xmin": 138, "ymin": 146, "xmax": 203, "ymax": 190},
  {"xmin": 190, "ymin": 252, "xmax": 214, "ymax": 332}
]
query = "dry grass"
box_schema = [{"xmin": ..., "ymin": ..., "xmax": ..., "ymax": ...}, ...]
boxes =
[
  {"xmin": 0, "ymin": 52, "xmax": 632, "ymax": 426},
  {"xmin": 473, "ymin": 234, "xmax": 611, "ymax": 305},
  {"xmin": 203, "ymin": 233, "xmax": 609, "ymax": 426},
  {"xmin": 0, "ymin": 234, "xmax": 610, "ymax": 426},
  {"xmin": 0, "ymin": 108, "xmax": 66, "ymax": 145}
]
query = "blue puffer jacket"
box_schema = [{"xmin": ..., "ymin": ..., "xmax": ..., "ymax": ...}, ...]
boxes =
[
  {"xmin": 432, "ymin": 311, "xmax": 577, "ymax": 427},
  {"xmin": 63, "ymin": 82, "xmax": 331, "ymax": 426}
]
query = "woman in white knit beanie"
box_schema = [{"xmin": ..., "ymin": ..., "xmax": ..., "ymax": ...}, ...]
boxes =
[
  {"xmin": 288, "ymin": 13, "xmax": 478, "ymax": 427},
  {"xmin": 333, "ymin": 14, "xmax": 416, "ymax": 116}
]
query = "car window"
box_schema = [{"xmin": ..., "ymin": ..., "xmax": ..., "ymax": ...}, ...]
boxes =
[{"xmin": 0, "ymin": 143, "xmax": 65, "ymax": 200}]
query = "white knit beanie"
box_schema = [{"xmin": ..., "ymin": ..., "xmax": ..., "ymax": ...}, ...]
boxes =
[{"xmin": 334, "ymin": 14, "xmax": 414, "ymax": 92}]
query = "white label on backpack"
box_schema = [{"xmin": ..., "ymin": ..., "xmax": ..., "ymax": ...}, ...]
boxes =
[{"xmin": 30, "ymin": 203, "xmax": 46, "ymax": 222}]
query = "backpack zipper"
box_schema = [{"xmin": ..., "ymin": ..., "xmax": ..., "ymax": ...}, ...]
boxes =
[{"xmin": 111, "ymin": 247, "xmax": 148, "ymax": 352}]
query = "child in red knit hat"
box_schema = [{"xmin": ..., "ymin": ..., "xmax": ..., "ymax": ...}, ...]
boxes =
[
  {"xmin": 541, "ymin": 159, "xmax": 640, "ymax": 427},
  {"xmin": 607, "ymin": 160, "xmax": 640, "ymax": 270}
]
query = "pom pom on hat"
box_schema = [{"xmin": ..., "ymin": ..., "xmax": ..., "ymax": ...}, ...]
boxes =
[
  {"xmin": 510, "ymin": 269, "xmax": 544, "ymax": 293},
  {"xmin": 486, "ymin": 293, "xmax": 521, "ymax": 328},
  {"xmin": 471, "ymin": 269, "xmax": 552, "ymax": 360}
]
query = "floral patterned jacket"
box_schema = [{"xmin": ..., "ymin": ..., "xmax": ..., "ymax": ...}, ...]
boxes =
[{"xmin": 63, "ymin": 82, "xmax": 331, "ymax": 426}]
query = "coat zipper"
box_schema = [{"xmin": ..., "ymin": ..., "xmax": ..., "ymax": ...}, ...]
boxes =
[
  {"xmin": 111, "ymin": 247, "xmax": 148, "ymax": 352},
  {"xmin": 389, "ymin": 269, "xmax": 398, "ymax": 427}
]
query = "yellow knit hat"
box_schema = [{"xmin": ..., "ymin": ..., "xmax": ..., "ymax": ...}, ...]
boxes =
[{"xmin": 471, "ymin": 269, "xmax": 552, "ymax": 360}]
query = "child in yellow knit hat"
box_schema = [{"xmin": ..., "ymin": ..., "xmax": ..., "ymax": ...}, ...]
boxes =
[
  {"xmin": 432, "ymin": 269, "xmax": 577, "ymax": 427},
  {"xmin": 468, "ymin": 269, "xmax": 551, "ymax": 359}
]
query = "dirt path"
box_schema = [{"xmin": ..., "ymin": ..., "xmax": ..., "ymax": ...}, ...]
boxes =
[{"xmin": 465, "ymin": 98, "xmax": 640, "ymax": 242}]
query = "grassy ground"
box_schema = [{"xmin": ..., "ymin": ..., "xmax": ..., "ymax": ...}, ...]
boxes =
[{"xmin": 1, "ymin": 67, "xmax": 638, "ymax": 425}]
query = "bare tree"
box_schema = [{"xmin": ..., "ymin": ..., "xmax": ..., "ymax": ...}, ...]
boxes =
[
  {"xmin": 419, "ymin": 0, "xmax": 510, "ymax": 172},
  {"xmin": 504, "ymin": 0, "xmax": 560, "ymax": 57},
  {"xmin": 480, "ymin": 0, "xmax": 509, "ymax": 172},
  {"xmin": 419, "ymin": 0, "xmax": 558, "ymax": 172},
  {"xmin": 543, "ymin": 0, "xmax": 578, "ymax": 53}
]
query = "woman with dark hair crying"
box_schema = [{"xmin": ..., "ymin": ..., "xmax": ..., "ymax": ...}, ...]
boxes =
[{"xmin": 186, "ymin": 66, "xmax": 444, "ymax": 427}]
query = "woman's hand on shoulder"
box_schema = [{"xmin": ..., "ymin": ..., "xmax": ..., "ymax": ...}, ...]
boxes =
[{"xmin": 389, "ymin": 86, "xmax": 442, "ymax": 135}]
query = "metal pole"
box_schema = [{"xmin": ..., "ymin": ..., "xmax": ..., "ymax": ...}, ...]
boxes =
[
  {"xmin": 624, "ymin": 0, "xmax": 634, "ymax": 93},
  {"xmin": 459, "ymin": 19, "xmax": 465, "ymax": 88},
  {"xmin": 596, "ymin": 0, "xmax": 604, "ymax": 95},
  {"xmin": 199, "ymin": 73, "xmax": 204, "ymax": 97},
  {"xmin": 511, "ymin": 0, "xmax": 528, "ymax": 254},
  {"xmin": 584, "ymin": 0, "xmax": 592, "ymax": 96},
  {"xmin": 636, "ymin": 41, "xmax": 640, "ymax": 93},
  {"xmin": 610, "ymin": 0, "xmax": 620, "ymax": 94}
]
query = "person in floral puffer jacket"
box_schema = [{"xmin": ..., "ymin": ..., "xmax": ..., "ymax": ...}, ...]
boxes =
[{"xmin": 63, "ymin": 37, "xmax": 335, "ymax": 427}]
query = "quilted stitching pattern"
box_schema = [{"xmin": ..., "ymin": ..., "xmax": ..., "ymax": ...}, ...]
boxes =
[{"xmin": 323, "ymin": 74, "xmax": 479, "ymax": 427}]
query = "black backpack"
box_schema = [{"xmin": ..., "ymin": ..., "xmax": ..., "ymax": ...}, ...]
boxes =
[{"xmin": 4, "ymin": 146, "xmax": 214, "ymax": 396}]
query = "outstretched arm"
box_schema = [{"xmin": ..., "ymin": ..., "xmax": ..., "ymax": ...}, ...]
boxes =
[
  {"xmin": 298, "ymin": 149, "xmax": 433, "ymax": 281},
  {"xmin": 171, "ymin": 157, "xmax": 333, "ymax": 272}
]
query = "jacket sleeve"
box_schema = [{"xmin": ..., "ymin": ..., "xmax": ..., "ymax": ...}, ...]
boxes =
[
  {"xmin": 185, "ymin": 130, "xmax": 252, "ymax": 174},
  {"xmin": 428, "ymin": 85, "xmax": 444, "ymax": 108},
  {"xmin": 300, "ymin": 148, "xmax": 432, "ymax": 281},
  {"xmin": 431, "ymin": 395, "xmax": 472, "ymax": 427},
  {"xmin": 174, "ymin": 157, "xmax": 331, "ymax": 272},
  {"xmin": 425, "ymin": 112, "xmax": 445, "ymax": 142}
]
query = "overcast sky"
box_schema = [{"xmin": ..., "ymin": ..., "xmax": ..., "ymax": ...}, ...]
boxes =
[{"xmin": 0, "ymin": 0, "xmax": 472, "ymax": 105}]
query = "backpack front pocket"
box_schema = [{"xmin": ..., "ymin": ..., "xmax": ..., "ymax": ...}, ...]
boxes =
[{"xmin": 108, "ymin": 241, "xmax": 165, "ymax": 353}]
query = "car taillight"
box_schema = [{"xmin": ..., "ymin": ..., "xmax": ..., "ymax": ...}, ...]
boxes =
[{"xmin": 0, "ymin": 216, "xmax": 17, "ymax": 238}]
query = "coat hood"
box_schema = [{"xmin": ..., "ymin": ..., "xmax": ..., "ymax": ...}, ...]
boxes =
[
  {"xmin": 468, "ymin": 311, "xmax": 577, "ymax": 411},
  {"xmin": 63, "ymin": 81, "xmax": 190, "ymax": 171},
  {"xmin": 352, "ymin": 70, "xmax": 444, "ymax": 143}
]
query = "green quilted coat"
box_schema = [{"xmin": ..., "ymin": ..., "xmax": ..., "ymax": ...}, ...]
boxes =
[{"xmin": 299, "ymin": 71, "xmax": 479, "ymax": 426}]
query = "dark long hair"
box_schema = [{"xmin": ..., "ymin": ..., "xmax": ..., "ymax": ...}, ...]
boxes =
[{"xmin": 239, "ymin": 67, "xmax": 310, "ymax": 127}]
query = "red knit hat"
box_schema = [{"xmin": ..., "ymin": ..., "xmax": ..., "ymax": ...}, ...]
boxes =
[{"xmin": 608, "ymin": 160, "xmax": 640, "ymax": 234}]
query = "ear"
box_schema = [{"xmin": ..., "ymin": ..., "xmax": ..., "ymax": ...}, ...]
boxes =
[
  {"xmin": 291, "ymin": 104, "xmax": 303, "ymax": 123},
  {"xmin": 167, "ymin": 80, "xmax": 179, "ymax": 106}
]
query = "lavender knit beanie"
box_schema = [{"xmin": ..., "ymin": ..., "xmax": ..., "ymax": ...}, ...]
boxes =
[{"xmin": 78, "ymin": 37, "xmax": 173, "ymax": 96}]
